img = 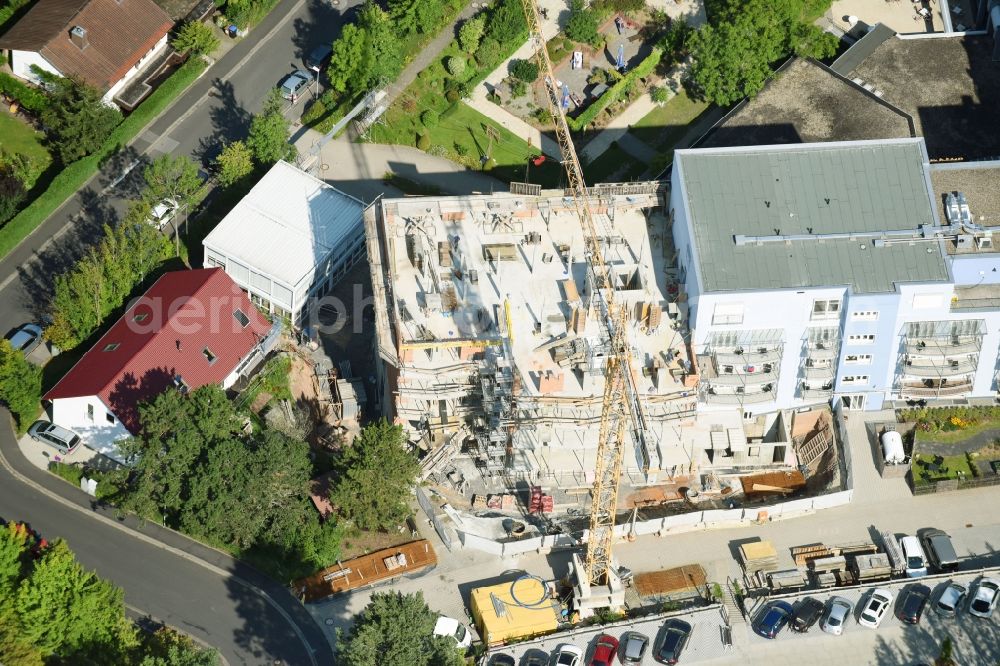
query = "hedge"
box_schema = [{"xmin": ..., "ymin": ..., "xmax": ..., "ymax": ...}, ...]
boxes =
[
  {"xmin": 568, "ymin": 47, "xmax": 662, "ymax": 132},
  {"xmin": 0, "ymin": 71, "xmax": 49, "ymax": 114},
  {"xmin": 0, "ymin": 57, "xmax": 208, "ymax": 259}
]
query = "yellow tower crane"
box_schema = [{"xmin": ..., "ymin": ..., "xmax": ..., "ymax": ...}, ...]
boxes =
[{"xmin": 516, "ymin": 0, "xmax": 654, "ymax": 592}]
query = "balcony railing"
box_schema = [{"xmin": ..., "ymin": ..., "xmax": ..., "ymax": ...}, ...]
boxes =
[
  {"xmin": 801, "ymin": 387, "xmax": 834, "ymax": 400},
  {"xmin": 901, "ymin": 357, "xmax": 978, "ymax": 379},
  {"xmin": 904, "ymin": 339, "xmax": 981, "ymax": 357},
  {"xmin": 703, "ymin": 390, "xmax": 776, "ymax": 405},
  {"xmin": 899, "ymin": 381, "xmax": 974, "ymax": 398},
  {"xmin": 713, "ymin": 348, "xmax": 783, "ymax": 366},
  {"xmin": 803, "ymin": 365, "xmax": 835, "ymax": 380},
  {"xmin": 704, "ymin": 371, "xmax": 777, "ymax": 387}
]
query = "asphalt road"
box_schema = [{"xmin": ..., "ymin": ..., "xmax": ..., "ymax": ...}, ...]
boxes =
[{"xmin": 0, "ymin": 0, "xmax": 361, "ymax": 334}]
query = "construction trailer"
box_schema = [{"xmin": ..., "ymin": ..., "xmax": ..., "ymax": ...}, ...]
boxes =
[{"xmin": 469, "ymin": 577, "xmax": 562, "ymax": 646}]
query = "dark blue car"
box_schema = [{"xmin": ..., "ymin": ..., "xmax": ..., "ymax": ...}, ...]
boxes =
[{"xmin": 753, "ymin": 601, "xmax": 794, "ymax": 639}]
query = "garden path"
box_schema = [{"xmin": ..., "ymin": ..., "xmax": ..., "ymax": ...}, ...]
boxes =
[{"xmin": 916, "ymin": 429, "xmax": 1000, "ymax": 455}]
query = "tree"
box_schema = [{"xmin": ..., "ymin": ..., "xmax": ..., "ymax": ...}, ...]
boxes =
[
  {"xmin": 0, "ymin": 339, "xmax": 42, "ymax": 429},
  {"xmin": 474, "ymin": 37, "xmax": 502, "ymax": 69},
  {"xmin": 458, "ymin": 15, "xmax": 485, "ymax": 53},
  {"xmin": 172, "ymin": 20, "xmax": 219, "ymax": 56},
  {"xmin": 389, "ymin": 0, "xmax": 443, "ymax": 35},
  {"xmin": 0, "ymin": 605, "xmax": 44, "ymax": 666},
  {"xmin": 483, "ymin": 0, "xmax": 526, "ymax": 46},
  {"xmin": 142, "ymin": 154, "xmax": 204, "ymax": 254},
  {"xmin": 0, "ymin": 522, "xmax": 30, "ymax": 599},
  {"xmin": 789, "ymin": 21, "xmax": 838, "ymax": 59},
  {"xmin": 214, "ymin": 140, "xmax": 254, "ymax": 188},
  {"xmin": 16, "ymin": 540, "xmax": 137, "ymax": 660},
  {"xmin": 327, "ymin": 24, "xmax": 369, "ymax": 97},
  {"xmin": 358, "ymin": 1, "xmax": 403, "ymax": 89},
  {"xmin": 446, "ymin": 55, "xmax": 466, "ymax": 78},
  {"xmin": 41, "ymin": 77, "xmax": 121, "ymax": 164},
  {"xmin": 510, "ymin": 58, "xmax": 539, "ymax": 83},
  {"xmin": 337, "ymin": 592, "xmax": 464, "ymax": 666},
  {"xmin": 564, "ymin": 0, "xmax": 600, "ymax": 46},
  {"xmin": 329, "ymin": 421, "xmax": 419, "ymax": 531},
  {"xmin": 247, "ymin": 89, "xmax": 297, "ymax": 165},
  {"xmin": 138, "ymin": 628, "xmax": 219, "ymax": 666}
]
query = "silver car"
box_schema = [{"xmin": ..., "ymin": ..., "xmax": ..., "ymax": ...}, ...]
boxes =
[
  {"xmin": 28, "ymin": 421, "xmax": 81, "ymax": 455},
  {"xmin": 280, "ymin": 70, "xmax": 312, "ymax": 100},
  {"xmin": 969, "ymin": 577, "xmax": 1000, "ymax": 618},
  {"xmin": 7, "ymin": 323, "xmax": 43, "ymax": 356},
  {"xmin": 820, "ymin": 596, "xmax": 852, "ymax": 635},
  {"xmin": 935, "ymin": 581, "xmax": 967, "ymax": 618}
]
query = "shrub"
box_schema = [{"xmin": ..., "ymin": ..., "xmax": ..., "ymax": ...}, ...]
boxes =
[
  {"xmin": 651, "ymin": 86, "xmax": 670, "ymax": 104},
  {"xmin": 416, "ymin": 132, "xmax": 431, "ymax": 150},
  {"xmin": 593, "ymin": 0, "xmax": 644, "ymax": 11},
  {"xmin": 587, "ymin": 68, "xmax": 610, "ymax": 85},
  {"xmin": 476, "ymin": 37, "xmax": 503, "ymax": 69},
  {"xmin": 49, "ymin": 462, "xmax": 84, "ymax": 486},
  {"xmin": 420, "ymin": 109, "xmax": 439, "ymax": 127},
  {"xmin": 509, "ymin": 78, "xmax": 527, "ymax": 98},
  {"xmin": 569, "ymin": 48, "xmax": 662, "ymax": 131},
  {"xmin": 510, "ymin": 58, "xmax": 539, "ymax": 82},
  {"xmin": 440, "ymin": 102, "xmax": 460, "ymax": 120},
  {"xmin": 171, "ymin": 20, "xmax": 220, "ymax": 56},
  {"xmin": 484, "ymin": 0, "xmax": 527, "ymax": 46},
  {"xmin": 0, "ymin": 72, "xmax": 49, "ymax": 114},
  {"xmin": 454, "ymin": 142, "xmax": 469, "ymax": 156},
  {"xmin": 445, "ymin": 89, "xmax": 460, "ymax": 102},
  {"xmin": 565, "ymin": 0, "xmax": 600, "ymax": 46},
  {"xmin": 446, "ymin": 55, "xmax": 466, "ymax": 77},
  {"xmin": 459, "ymin": 14, "xmax": 486, "ymax": 52}
]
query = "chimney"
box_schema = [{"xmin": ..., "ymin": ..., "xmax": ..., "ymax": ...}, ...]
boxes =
[
  {"xmin": 69, "ymin": 26, "xmax": 88, "ymax": 50},
  {"xmin": 176, "ymin": 339, "xmax": 182, "ymax": 351}
]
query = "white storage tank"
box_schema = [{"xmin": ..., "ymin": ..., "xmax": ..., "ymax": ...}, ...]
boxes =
[{"xmin": 881, "ymin": 430, "xmax": 905, "ymax": 464}]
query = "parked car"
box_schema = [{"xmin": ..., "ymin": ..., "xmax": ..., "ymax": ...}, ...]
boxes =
[
  {"xmin": 521, "ymin": 650, "xmax": 549, "ymax": 666},
  {"xmin": 753, "ymin": 601, "xmax": 793, "ymax": 639},
  {"xmin": 147, "ymin": 198, "xmax": 178, "ymax": 230},
  {"xmin": 900, "ymin": 535, "xmax": 928, "ymax": 578},
  {"xmin": 919, "ymin": 528, "xmax": 960, "ymax": 572},
  {"xmin": 654, "ymin": 619, "xmax": 692, "ymax": 664},
  {"xmin": 487, "ymin": 656, "xmax": 515, "ymax": 666},
  {"xmin": 6, "ymin": 323, "xmax": 43, "ymax": 357},
  {"xmin": 820, "ymin": 596, "xmax": 853, "ymax": 636},
  {"xmin": 935, "ymin": 581, "xmax": 967, "ymax": 618},
  {"xmin": 858, "ymin": 588, "xmax": 893, "ymax": 628},
  {"xmin": 305, "ymin": 43, "xmax": 333, "ymax": 71},
  {"xmin": 898, "ymin": 584, "xmax": 931, "ymax": 624},
  {"xmin": 589, "ymin": 634, "xmax": 619, "ymax": 666},
  {"xmin": 27, "ymin": 420, "xmax": 81, "ymax": 455},
  {"xmin": 432, "ymin": 616, "xmax": 471, "ymax": 649},
  {"xmin": 791, "ymin": 597, "xmax": 825, "ymax": 632},
  {"xmin": 280, "ymin": 69, "xmax": 312, "ymax": 100},
  {"xmin": 555, "ymin": 645, "xmax": 584, "ymax": 666},
  {"xmin": 620, "ymin": 632, "xmax": 649, "ymax": 664},
  {"xmin": 968, "ymin": 577, "xmax": 1000, "ymax": 618}
]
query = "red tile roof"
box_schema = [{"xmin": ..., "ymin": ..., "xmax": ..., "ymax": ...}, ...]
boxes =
[
  {"xmin": 0, "ymin": 0, "xmax": 173, "ymax": 92},
  {"xmin": 44, "ymin": 268, "xmax": 273, "ymax": 432}
]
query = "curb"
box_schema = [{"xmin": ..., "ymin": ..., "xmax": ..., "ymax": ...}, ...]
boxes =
[{"xmin": 0, "ymin": 416, "xmax": 321, "ymax": 666}]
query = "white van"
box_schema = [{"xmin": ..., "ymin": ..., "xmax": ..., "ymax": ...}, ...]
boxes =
[
  {"xmin": 880, "ymin": 430, "xmax": 906, "ymax": 464},
  {"xmin": 433, "ymin": 616, "xmax": 472, "ymax": 649},
  {"xmin": 900, "ymin": 535, "xmax": 928, "ymax": 578}
]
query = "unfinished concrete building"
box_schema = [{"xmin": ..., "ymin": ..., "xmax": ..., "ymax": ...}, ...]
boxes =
[{"xmin": 366, "ymin": 184, "xmax": 701, "ymax": 490}]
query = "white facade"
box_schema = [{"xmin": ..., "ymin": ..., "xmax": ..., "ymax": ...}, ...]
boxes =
[
  {"xmin": 101, "ymin": 33, "xmax": 169, "ymax": 106},
  {"xmin": 49, "ymin": 395, "xmax": 132, "ymax": 462}
]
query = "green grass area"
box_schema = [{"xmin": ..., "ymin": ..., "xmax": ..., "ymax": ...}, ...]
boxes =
[
  {"xmin": 0, "ymin": 57, "xmax": 208, "ymax": 259},
  {"xmin": 630, "ymin": 87, "xmax": 713, "ymax": 158},
  {"xmin": 914, "ymin": 419, "xmax": 1000, "ymax": 444},
  {"xmin": 912, "ymin": 453, "xmax": 975, "ymax": 486},
  {"xmin": 584, "ymin": 142, "xmax": 648, "ymax": 184},
  {"xmin": 0, "ymin": 112, "xmax": 51, "ymax": 172}
]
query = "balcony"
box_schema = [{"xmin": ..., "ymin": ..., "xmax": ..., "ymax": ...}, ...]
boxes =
[
  {"xmin": 803, "ymin": 365, "xmax": 835, "ymax": 381},
  {"xmin": 904, "ymin": 339, "xmax": 982, "ymax": 358},
  {"xmin": 899, "ymin": 379, "xmax": 974, "ymax": 399},
  {"xmin": 801, "ymin": 387, "xmax": 834, "ymax": 400},
  {"xmin": 901, "ymin": 357, "xmax": 978, "ymax": 379},
  {"xmin": 703, "ymin": 390, "xmax": 776, "ymax": 405},
  {"xmin": 714, "ymin": 348, "xmax": 783, "ymax": 366},
  {"xmin": 705, "ymin": 370, "xmax": 777, "ymax": 387}
]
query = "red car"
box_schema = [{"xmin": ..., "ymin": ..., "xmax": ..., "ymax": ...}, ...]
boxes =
[{"xmin": 590, "ymin": 634, "xmax": 620, "ymax": 666}]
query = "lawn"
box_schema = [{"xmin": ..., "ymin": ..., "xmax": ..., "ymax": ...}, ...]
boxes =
[
  {"xmin": 913, "ymin": 419, "xmax": 1000, "ymax": 444},
  {"xmin": 0, "ymin": 111, "xmax": 51, "ymax": 177},
  {"xmin": 630, "ymin": 87, "xmax": 713, "ymax": 158},
  {"xmin": 585, "ymin": 142, "xmax": 649, "ymax": 184},
  {"xmin": 912, "ymin": 453, "xmax": 975, "ymax": 486}
]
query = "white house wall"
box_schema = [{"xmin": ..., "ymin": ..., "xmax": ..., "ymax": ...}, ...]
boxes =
[
  {"xmin": 49, "ymin": 395, "xmax": 131, "ymax": 462},
  {"xmin": 9, "ymin": 50, "xmax": 60, "ymax": 83},
  {"xmin": 102, "ymin": 33, "xmax": 169, "ymax": 106}
]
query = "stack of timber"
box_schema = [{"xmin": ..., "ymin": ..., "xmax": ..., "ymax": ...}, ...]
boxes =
[
  {"xmin": 739, "ymin": 541, "xmax": 779, "ymax": 573},
  {"xmin": 634, "ymin": 565, "xmax": 708, "ymax": 598}
]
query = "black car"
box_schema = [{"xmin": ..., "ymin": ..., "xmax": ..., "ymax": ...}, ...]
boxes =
[
  {"xmin": 305, "ymin": 43, "xmax": 333, "ymax": 71},
  {"xmin": 898, "ymin": 584, "xmax": 931, "ymax": 624},
  {"xmin": 654, "ymin": 619, "xmax": 692, "ymax": 664},
  {"xmin": 791, "ymin": 597, "xmax": 825, "ymax": 632},
  {"xmin": 487, "ymin": 656, "xmax": 515, "ymax": 666}
]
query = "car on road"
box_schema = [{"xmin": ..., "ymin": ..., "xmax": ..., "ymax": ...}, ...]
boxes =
[
  {"xmin": 280, "ymin": 69, "xmax": 312, "ymax": 100},
  {"xmin": 968, "ymin": 577, "xmax": 1000, "ymax": 618},
  {"xmin": 858, "ymin": 588, "xmax": 893, "ymax": 628},
  {"xmin": 821, "ymin": 596, "xmax": 852, "ymax": 635},
  {"xmin": 521, "ymin": 650, "xmax": 549, "ymax": 666},
  {"xmin": 900, "ymin": 535, "xmax": 928, "ymax": 578},
  {"xmin": 753, "ymin": 601, "xmax": 793, "ymax": 639},
  {"xmin": 305, "ymin": 43, "xmax": 333, "ymax": 71},
  {"xmin": 6, "ymin": 323, "xmax": 43, "ymax": 356},
  {"xmin": 935, "ymin": 581, "xmax": 967, "ymax": 618},
  {"xmin": 897, "ymin": 584, "xmax": 931, "ymax": 624},
  {"xmin": 919, "ymin": 528, "xmax": 960, "ymax": 572},
  {"xmin": 487, "ymin": 655, "xmax": 515, "ymax": 666},
  {"xmin": 147, "ymin": 198, "xmax": 178, "ymax": 230},
  {"xmin": 589, "ymin": 634, "xmax": 619, "ymax": 666},
  {"xmin": 791, "ymin": 597, "xmax": 825, "ymax": 632},
  {"xmin": 620, "ymin": 631, "xmax": 649, "ymax": 664},
  {"xmin": 433, "ymin": 616, "xmax": 471, "ymax": 649},
  {"xmin": 555, "ymin": 645, "xmax": 584, "ymax": 666},
  {"xmin": 27, "ymin": 420, "xmax": 81, "ymax": 455},
  {"xmin": 654, "ymin": 619, "xmax": 692, "ymax": 664}
]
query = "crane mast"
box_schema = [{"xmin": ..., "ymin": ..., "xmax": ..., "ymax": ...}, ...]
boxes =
[{"xmin": 517, "ymin": 0, "xmax": 652, "ymax": 588}]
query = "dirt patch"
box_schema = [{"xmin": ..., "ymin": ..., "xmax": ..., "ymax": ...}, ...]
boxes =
[{"xmin": 340, "ymin": 529, "xmax": 414, "ymax": 560}]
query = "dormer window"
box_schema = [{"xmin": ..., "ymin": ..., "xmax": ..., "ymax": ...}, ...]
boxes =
[
  {"xmin": 233, "ymin": 309, "xmax": 250, "ymax": 328},
  {"xmin": 103, "ymin": 343, "xmax": 120, "ymax": 352},
  {"xmin": 133, "ymin": 313, "xmax": 148, "ymax": 322},
  {"xmin": 203, "ymin": 347, "xmax": 217, "ymax": 364},
  {"xmin": 173, "ymin": 375, "xmax": 189, "ymax": 393}
]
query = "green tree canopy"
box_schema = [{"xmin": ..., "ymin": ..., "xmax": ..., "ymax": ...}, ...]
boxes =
[
  {"xmin": 458, "ymin": 14, "xmax": 485, "ymax": 53},
  {"xmin": 41, "ymin": 77, "xmax": 122, "ymax": 164},
  {"xmin": 358, "ymin": 1, "xmax": 403, "ymax": 89},
  {"xmin": 389, "ymin": 0, "xmax": 444, "ymax": 35},
  {"xmin": 564, "ymin": 0, "xmax": 600, "ymax": 46},
  {"xmin": 329, "ymin": 421, "xmax": 418, "ymax": 531},
  {"xmin": 142, "ymin": 154, "xmax": 205, "ymax": 235},
  {"xmin": 172, "ymin": 20, "xmax": 220, "ymax": 56},
  {"xmin": 0, "ymin": 339, "xmax": 42, "ymax": 429},
  {"xmin": 337, "ymin": 592, "xmax": 464, "ymax": 666},
  {"xmin": 247, "ymin": 89, "xmax": 297, "ymax": 165},
  {"xmin": 327, "ymin": 24, "xmax": 369, "ymax": 97},
  {"xmin": 214, "ymin": 140, "xmax": 254, "ymax": 188}
]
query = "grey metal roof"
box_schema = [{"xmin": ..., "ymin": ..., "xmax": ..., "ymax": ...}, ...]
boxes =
[
  {"xmin": 830, "ymin": 23, "xmax": 895, "ymax": 76},
  {"xmin": 676, "ymin": 139, "xmax": 950, "ymax": 294}
]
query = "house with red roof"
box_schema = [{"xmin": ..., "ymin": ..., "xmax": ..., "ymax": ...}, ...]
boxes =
[
  {"xmin": 0, "ymin": 0, "xmax": 173, "ymax": 107},
  {"xmin": 43, "ymin": 268, "xmax": 279, "ymax": 462}
]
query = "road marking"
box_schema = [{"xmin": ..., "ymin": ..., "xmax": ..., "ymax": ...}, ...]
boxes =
[{"xmin": 0, "ymin": 432, "xmax": 320, "ymax": 666}]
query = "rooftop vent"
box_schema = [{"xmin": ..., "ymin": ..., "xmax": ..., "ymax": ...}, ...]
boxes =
[
  {"xmin": 945, "ymin": 192, "xmax": 972, "ymax": 227},
  {"xmin": 70, "ymin": 26, "xmax": 88, "ymax": 50}
]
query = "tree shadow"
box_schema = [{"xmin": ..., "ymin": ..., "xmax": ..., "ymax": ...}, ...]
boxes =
[
  {"xmin": 198, "ymin": 78, "xmax": 254, "ymax": 169},
  {"xmin": 290, "ymin": 0, "xmax": 359, "ymax": 62}
]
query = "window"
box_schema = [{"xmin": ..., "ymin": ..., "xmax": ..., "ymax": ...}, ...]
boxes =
[
  {"xmin": 811, "ymin": 299, "xmax": 841, "ymax": 321},
  {"xmin": 207, "ymin": 256, "xmax": 225, "ymax": 269},
  {"xmin": 173, "ymin": 375, "xmax": 189, "ymax": 393},
  {"xmin": 845, "ymin": 354, "xmax": 872, "ymax": 365},
  {"xmin": 86, "ymin": 404, "xmax": 94, "ymax": 421},
  {"xmin": 103, "ymin": 343, "xmax": 120, "ymax": 352},
  {"xmin": 202, "ymin": 347, "xmax": 217, "ymax": 364},
  {"xmin": 841, "ymin": 375, "xmax": 869, "ymax": 385},
  {"xmin": 230, "ymin": 261, "xmax": 250, "ymax": 284},
  {"xmin": 233, "ymin": 309, "xmax": 250, "ymax": 328},
  {"xmin": 133, "ymin": 313, "xmax": 149, "ymax": 323},
  {"xmin": 847, "ymin": 334, "xmax": 876, "ymax": 344},
  {"xmin": 106, "ymin": 413, "xmax": 116, "ymax": 424},
  {"xmin": 712, "ymin": 303, "xmax": 744, "ymax": 326},
  {"xmin": 851, "ymin": 311, "xmax": 878, "ymax": 321}
]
